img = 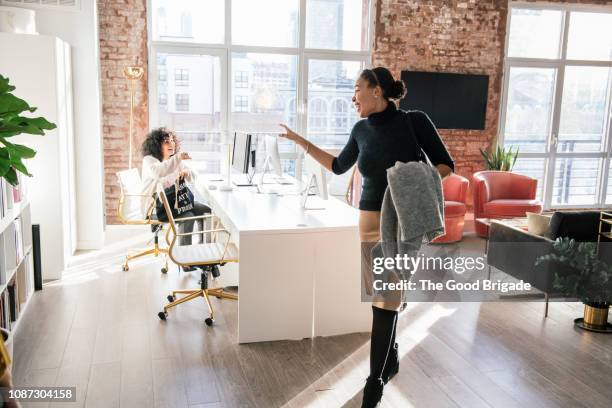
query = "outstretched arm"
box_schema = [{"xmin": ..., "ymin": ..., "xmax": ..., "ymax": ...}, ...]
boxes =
[
  {"xmin": 279, "ymin": 124, "xmax": 335, "ymax": 172},
  {"xmin": 279, "ymin": 124, "xmax": 358, "ymax": 175}
]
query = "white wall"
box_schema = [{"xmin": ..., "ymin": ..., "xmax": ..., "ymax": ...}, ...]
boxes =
[{"xmin": 27, "ymin": 1, "xmax": 106, "ymax": 249}]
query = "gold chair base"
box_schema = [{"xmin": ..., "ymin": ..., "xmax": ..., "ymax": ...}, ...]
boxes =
[
  {"xmin": 123, "ymin": 245, "xmax": 169, "ymax": 272},
  {"xmin": 161, "ymin": 287, "xmax": 238, "ymax": 323}
]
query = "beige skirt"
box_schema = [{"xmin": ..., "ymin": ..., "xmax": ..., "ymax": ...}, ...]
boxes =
[{"xmin": 360, "ymin": 210, "xmax": 381, "ymax": 297}]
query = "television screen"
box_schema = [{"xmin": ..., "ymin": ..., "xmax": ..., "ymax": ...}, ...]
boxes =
[{"xmin": 399, "ymin": 71, "xmax": 489, "ymax": 130}]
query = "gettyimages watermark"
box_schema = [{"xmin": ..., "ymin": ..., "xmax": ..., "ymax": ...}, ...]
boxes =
[{"xmin": 360, "ymin": 241, "xmax": 612, "ymax": 303}]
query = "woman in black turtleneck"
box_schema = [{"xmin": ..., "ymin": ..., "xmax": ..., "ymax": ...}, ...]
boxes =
[{"xmin": 280, "ymin": 67, "xmax": 454, "ymax": 407}]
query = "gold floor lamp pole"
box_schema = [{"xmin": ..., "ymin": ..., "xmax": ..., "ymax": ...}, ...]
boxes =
[{"xmin": 122, "ymin": 66, "xmax": 144, "ymax": 169}]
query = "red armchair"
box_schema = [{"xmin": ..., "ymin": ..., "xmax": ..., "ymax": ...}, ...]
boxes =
[
  {"xmin": 472, "ymin": 170, "xmax": 543, "ymax": 237},
  {"xmin": 432, "ymin": 174, "xmax": 469, "ymax": 243}
]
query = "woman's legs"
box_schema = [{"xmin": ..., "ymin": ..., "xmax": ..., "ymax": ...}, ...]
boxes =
[
  {"xmin": 179, "ymin": 201, "xmax": 211, "ymax": 246},
  {"xmin": 359, "ymin": 210, "xmax": 401, "ymax": 407}
]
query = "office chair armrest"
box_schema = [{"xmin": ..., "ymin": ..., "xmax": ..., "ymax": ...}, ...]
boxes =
[
  {"xmin": 174, "ymin": 228, "xmax": 229, "ymax": 237},
  {"xmin": 174, "ymin": 214, "xmax": 219, "ymax": 223},
  {"xmin": 173, "ymin": 228, "xmax": 234, "ymax": 262},
  {"xmin": 121, "ymin": 193, "xmax": 152, "ymax": 198}
]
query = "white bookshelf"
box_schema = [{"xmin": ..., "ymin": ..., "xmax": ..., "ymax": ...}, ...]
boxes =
[{"xmin": 0, "ymin": 177, "xmax": 35, "ymax": 336}]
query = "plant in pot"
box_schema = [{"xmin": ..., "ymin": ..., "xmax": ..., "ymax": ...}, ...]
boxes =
[
  {"xmin": 480, "ymin": 145, "xmax": 519, "ymax": 171},
  {"xmin": 536, "ymin": 237, "xmax": 612, "ymax": 332},
  {"xmin": 0, "ymin": 73, "xmax": 56, "ymax": 185}
]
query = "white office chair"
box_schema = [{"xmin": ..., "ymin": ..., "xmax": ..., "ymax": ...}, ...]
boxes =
[
  {"xmin": 156, "ymin": 185, "xmax": 238, "ymax": 326},
  {"xmin": 116, "ymin": 168, "xmax": 170, "ymax": 273}
]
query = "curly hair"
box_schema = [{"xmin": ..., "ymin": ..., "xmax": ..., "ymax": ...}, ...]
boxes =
[{"xmin": 141, "ymin": 127, "xmax": 181, "ymax": 161}]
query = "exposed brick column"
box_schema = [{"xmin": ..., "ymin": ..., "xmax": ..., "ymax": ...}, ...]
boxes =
[
  {"xmin": 372, "ymin": 0, "xmax": 509, "ymax": 200},
  {"xmin": 98, "ymin": 0, "xmax": 149, "ymax": 224}
]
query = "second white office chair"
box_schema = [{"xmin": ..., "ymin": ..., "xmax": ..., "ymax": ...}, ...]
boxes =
[
  {"xmin": 117, "ymin": 168, "xmax": 170, "ymax": 273},
  {"xmin": 156, "ymin": 186, "xmax": 238, "ymax": 326}
]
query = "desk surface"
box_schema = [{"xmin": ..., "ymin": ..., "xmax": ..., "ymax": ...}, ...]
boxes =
[{"xmin": 197, "ymin": 178, "xmax": 359, "ymax": 235}]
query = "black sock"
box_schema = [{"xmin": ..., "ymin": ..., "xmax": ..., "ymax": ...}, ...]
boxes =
[{"xmin": 370, "ymin": 306, "xmax": 398, "ymax": 380}]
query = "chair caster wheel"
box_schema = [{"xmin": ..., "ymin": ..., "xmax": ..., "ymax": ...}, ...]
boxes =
[
  {"xmin": 161, "ymin": 267, "xmax": 168, "ymax": 274},
  {"xmin": 205, "ymin": 317, "xmax": 214, "ymax": 326},
  {"xmin": 158, "ymin": 311, "xmax": 168, "ymax": 321},
  {"xmin": 122, "ymin": 265, "xmax": 129, "ymax": 272},
  {"xmin": 167, "ymin": 295, "xmax": 175, "ymax": 302}
]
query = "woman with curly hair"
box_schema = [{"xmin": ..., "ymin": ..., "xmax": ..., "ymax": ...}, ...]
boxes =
[{"xmin": 141, "ymin": 128, "xmax": 211, "ymax": 258}]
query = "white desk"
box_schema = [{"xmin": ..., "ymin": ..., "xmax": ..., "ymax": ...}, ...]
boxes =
[{"xmin": 195, "ymin": 177, "xmax": 371, "ymax": 343}]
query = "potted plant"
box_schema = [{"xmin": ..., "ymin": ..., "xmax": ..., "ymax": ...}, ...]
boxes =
[
  {"xmin": 480, "ymin": 145, "xmax": 519, "ymax": 171},
  {"xmin": 536, "ymin": 237, "xmax": 612, "ymax": 332},
  {"xmin": 0, "ymin": 74, "xmax": 56, "ymax": 185}
]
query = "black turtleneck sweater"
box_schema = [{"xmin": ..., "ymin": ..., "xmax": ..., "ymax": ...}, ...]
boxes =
[{"xmin": 331, "ymin": 103, "xmax": 454, "ymax": 211}]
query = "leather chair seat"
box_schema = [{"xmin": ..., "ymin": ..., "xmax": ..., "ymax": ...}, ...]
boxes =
[
  {"xmin": 483, "ymin": 199, "xmax": 542, "ymax": 217},
  {"xmin": 445, "ymin": 201, "xmax": 467, "ymax": 217}
]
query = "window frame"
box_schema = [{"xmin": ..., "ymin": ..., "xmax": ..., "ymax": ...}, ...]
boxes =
[
  {"xmin": 147, "ymin": 0, "xmax": 374, "ymax": 174},
  {"xmin": 499, "ymin": 2, "xmax": 612, "ymax": 209},
  {"xmin": 175, "ymin": 93, "xmax": 190, "ymax": 111}
]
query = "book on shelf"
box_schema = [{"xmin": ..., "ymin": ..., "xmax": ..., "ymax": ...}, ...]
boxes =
[
  {"xmin": 0, "ymin": 293, "xmax": 4, "ymax": 330},
  {"xmin": 1, "ymin": 291, "xmax": 10, "ymax": 331},
  {"xmin": 1, "ymin": 222, "xmax": 16, "ymax": 281},
  {"xmin": 7, "ymin": 282, "xmax": 17, "ymax": 322},
  {"xmin": 14, "ymin": 218, "xmax": 23, "ymax": 263},
  {"xmin": 0, "ymin": 178, "xmax": 4, "ymax": 220},
  {"xmin": 2, "ymin": 180, "xmax": 13, "ymax": 211},
  {"xmin": 0, "ymin": 234, "xmax": 5, "ymax": 286}
]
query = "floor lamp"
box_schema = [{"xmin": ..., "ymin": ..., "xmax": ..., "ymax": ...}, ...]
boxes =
[{"xmin": 122, "ymin": 66, "xmax": 144, "ymax": 169}]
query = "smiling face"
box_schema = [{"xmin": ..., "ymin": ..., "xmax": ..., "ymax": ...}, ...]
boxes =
[
  {"xmin": 161, "ymin": 134, "xmax": 176, "ymax": 161},
  {"xmin": 352, "ymin": 77, "xmax": 383, "ymax": 118}
]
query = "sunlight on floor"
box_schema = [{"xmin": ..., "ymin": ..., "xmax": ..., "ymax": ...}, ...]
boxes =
[{"xmin": 282, "ymin": 303, "xmax": 457, "ymax": 408}]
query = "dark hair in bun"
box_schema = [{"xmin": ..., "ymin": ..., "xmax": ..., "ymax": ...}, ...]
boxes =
[{"xmin": 360, "ymin": 67, "xmax": 406, "ymax": 100}]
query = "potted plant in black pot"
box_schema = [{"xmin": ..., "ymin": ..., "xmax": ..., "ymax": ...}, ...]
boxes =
[{"xmin": 536, "ymin": 237, "xmax": 612, "ymax": 332}]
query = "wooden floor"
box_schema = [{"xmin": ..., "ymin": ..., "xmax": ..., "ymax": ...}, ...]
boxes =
[{"xmin": 11, "ymin": 233, "xmax": 612, "ymax": 408}]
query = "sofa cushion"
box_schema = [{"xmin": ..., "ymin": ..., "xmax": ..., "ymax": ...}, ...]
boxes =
[
  {"xmin": 483, "ymin": 199, "xmax": 542, "ymax": 217},
  {"xmin": 445, "ymin": 201, "xmax": 467, "ymax": 217},
  {"xmin": 545, "ymin": 211, "xmax": 600, "ymax": 242}
]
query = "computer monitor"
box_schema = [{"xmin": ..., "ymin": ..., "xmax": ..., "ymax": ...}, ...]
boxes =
[
  {"xmin": 264, "ymin": 135, "xmax": 283, "ymax": 177},
  {"xmin": 232, "ymin": 132, "xmax": 251, "ymax": 173}
]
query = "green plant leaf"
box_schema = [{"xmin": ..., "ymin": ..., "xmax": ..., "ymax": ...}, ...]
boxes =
[
  {"xmin": 10, "ymin": 156, "xmax": 30, "ymax": 176},
  {"xmin": 3, "ymin": 166, "xmax": 18, "ymax": 186},
  {"xmin": 0, "ymin": 75, "xmax": 15, "ymax": 95},
  {"xmin": 0, "ymin": 93, "xmax": 35, "ymax": 115},
  {"xmin": 0, "ymin": 147, "xmax": 10, "ymax": 176},
  {"xmin": 3, "ymin": 141, "xmax": 36, "ymax": 159}
]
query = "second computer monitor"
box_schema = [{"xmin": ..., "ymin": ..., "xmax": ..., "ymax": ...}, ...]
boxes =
[
  {"xmin": 303, "ymin": 154, "xmax": 328, "ymax": 200},
  {"xmin": 264, "ymin": 135, "xmax": 283, "ymax": 177},
  {"xmin": 232, "ymin": 132, "xmax": 253, "ymax": 174}
]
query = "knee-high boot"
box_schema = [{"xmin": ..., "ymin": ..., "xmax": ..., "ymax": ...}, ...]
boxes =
[{"xmin": 361, "ymin": 306, "xmax": 398, "ymax": 408}]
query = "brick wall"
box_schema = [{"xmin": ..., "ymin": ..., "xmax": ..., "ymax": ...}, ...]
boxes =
[
  {"xmin": 372, "ymin": 0, "xmax": 508, "ymax": 185},
  {"xmin": 98, "ymin": 0, "xmax": 149, "ymax": 224}
]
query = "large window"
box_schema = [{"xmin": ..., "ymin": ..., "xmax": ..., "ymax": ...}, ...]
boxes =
[
  {"xmin": 501, "ymin": 5, "xmax": 612, "ymax": 209},
  {"xmin": 149, "ymin": 0, "xmax": 372, "ymax": 176}
]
